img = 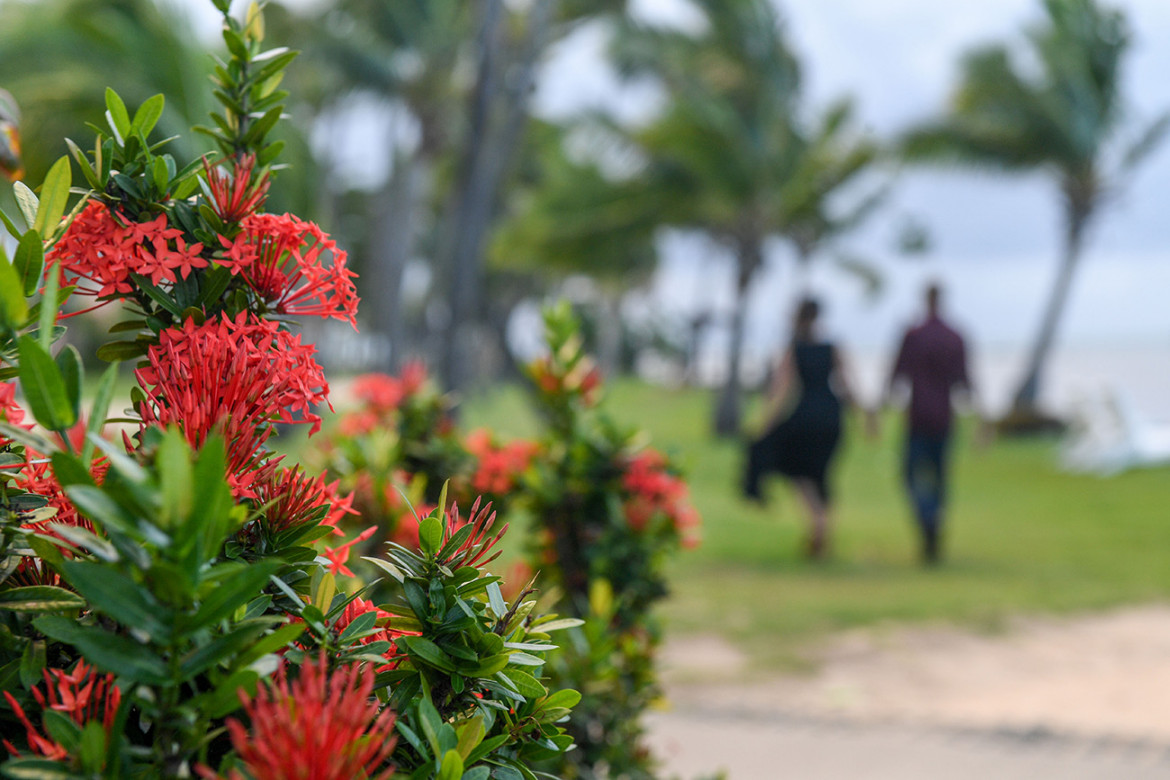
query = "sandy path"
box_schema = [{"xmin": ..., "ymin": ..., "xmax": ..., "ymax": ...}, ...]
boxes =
[{"xmin": 648, "ymin": 605, "xmax": 1170, "ymax": 777}]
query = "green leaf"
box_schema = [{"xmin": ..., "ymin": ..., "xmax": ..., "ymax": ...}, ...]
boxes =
[
  {"xmin": 82, "ymin": 362, "xmax": 119, "ymax": 465},
  {"xmin": 178, "ymin": 619, "xmax": 273, "ymax": 680},
  {"xmin": 0, "ymin": 249, "xmax": 28, "ymax": 330},
  {"xmin": 0, "ymin": 585, "xmax": 86, "ymax": 613},
  {"xmin": 12, "ymin": 228, "xmax": 44, "ymax": 297},
  {"xmin": 454, "ymin": 715, "xmax": 485, "ymax": 760},
  {"xmin": 539, "ymin": 689, "xmax": 581, "ymax": 711},
  {"xmin": 54, "ymin": 344, "xmax": 82, "ymax": 426},
  {"xmin": 437, "ymin": 750, "xmax": 464, "ymax": 780},
  {"xmin": 336, "ymin": 608, "xmax": 379, "ymax": 644},
  {"xmin": 38, "ymin": 265, "xmax": 60, "ymax": 352},
  {"xmin": 235, "ymin": 621, "xmax": 305, "ymax": 669},
  {"xmin": 187, "ymin": 561, "xmax": 280, "ymax": 632},
  {"xmin": 417, "ymin": 694, "xmax": 443, "ymax": 755},
  {"xmin": 502, "ymin": 669, "xmax": 546, "ymax": 699},
  {"xmin": 104, "ymin": 88, "xmax": 130, "ymax": 141},
  {"xmin": 156, "ymin": 428, "xmax": 193, "ymax": 529},
  {"xmin": 51, "ymin": 451, "xmax": 93, "ymax": 489},
  {"xmin": 418, "ymin": 516, "xmax": 442, "ymax": 555},
  {"xmin": 33, "ymin": 157, "xmax": 71, "ymax": 238},
  {"xmin": 0, "ymin": 758, "xmax": 76, "ymax": 778},
  {"xmin": 529, "ymin": 617, "xmax": 584, "ymax": 633},
  {"xmin": 12, "ymin": 181, "xmax": 38, "ymax": 229},
  {"xmin": 130, "ymin": 94, "xmax": 165, "ymax": 138},
  {"xmin": 61, "ymin": 561, "xmax": 171, "ymax": 642},
  {"xmin": 40, "ymin": 711, "xmax": 81, "ymax": 754},
  {"xmin": 400, "ymin": 635, "xmax": 456, "ymax": 672},
  {"xmin": 33, "ymin": 616, "xmax": 169, "ymax": 684},
  {"xmin": 486, "ymin": 582, "xmax": 506, "ymax": 620},
  {"xmin": 65, "ymin": 139, "xmax": 101, "ymax": 191},
  {"xmin": 17, "ymin": 336, "xmax": 75, "ymax": 431},
  {"xmin": 96, "ymin": 340, "xmax": 148, "ymax": 362},
  {"xmin": 19, "ymin": 639, "xmax": 46, "ymax": 688}
]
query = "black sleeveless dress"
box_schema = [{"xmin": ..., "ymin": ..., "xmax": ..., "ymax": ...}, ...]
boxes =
[{"xmin": 744, "ymin": 341, "xmax": 843, "ymax": 502}]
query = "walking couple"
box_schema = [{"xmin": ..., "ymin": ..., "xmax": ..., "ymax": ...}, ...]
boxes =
[{"xmin": 744, "ymin": 283, "xmax": 980, "ymax": 564}]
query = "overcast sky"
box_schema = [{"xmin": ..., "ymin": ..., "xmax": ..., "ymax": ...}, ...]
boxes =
[
  {"xmin": 187, "ymin": 0, "xmax": 1170, "ymax": 407},
  {"xmin": 536, "ymin": 0, "xmax": 1170, "ymax": 361}
]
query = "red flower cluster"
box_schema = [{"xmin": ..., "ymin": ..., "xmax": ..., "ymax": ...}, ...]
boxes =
[
  {"xmin": 3, "ymin": 661, "xmax": 121, "ymax": 761},
  {"xmin": 47, "ymin": 200, "xmax": 206, "ymax": 301},
  {"xmin": 350, "ymin": 362, "xmax": 426, "ymax": 415},
  {"xmin": 0, "ymin": 381, "xmax": 28, "ymax": 453},
  {"xmin": 323, "ymin": 525, "xmax": 377, "ymax": 577},
  {"xmin": 465, "ymin": 429, "xmax": 539, "ymax": 496},
  {"xmin": 527, "ymin": 355, "xmax": 601, "ymax": 407},
  {"xmin": 332, "ymin": 596, "xmax": 414, "ymax": 672},
  {"xmin": 218, "ymin": 212, "xmax": 359, "ymax": 328},
  {"xmin": 621, "ymin": 449, "xmax": 701, "ymax": 547},
  {"xmin": 247, "ymin": 463, "xmax": 355, "ymax": 536},
  {"xmin": 209, "ymin": 655, "xmax": 396, "ymax": 780},
  {"xmin": 202, "ymin": 154, "xmax": 270, "ymax": 224},
  {"xmin": 14, "ymin": 456, "xmax": 108, "ymax": 540},
  {"xmin": 135, "ymin": 313, "xmax": 329, "ymax": 497}
]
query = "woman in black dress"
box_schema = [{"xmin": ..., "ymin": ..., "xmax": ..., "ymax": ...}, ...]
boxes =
[{"xmin": 744, "ymin": 297, "xmax": 857, "ymax": 558}]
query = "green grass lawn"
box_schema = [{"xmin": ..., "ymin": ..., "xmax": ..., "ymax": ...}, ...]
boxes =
[{"xmin": 462, "ymin": 378, "xmax": 1170, "ymax": 670}]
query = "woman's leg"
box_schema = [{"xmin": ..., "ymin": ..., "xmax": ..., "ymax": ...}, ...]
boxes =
[{"xmin": 795, "ymin": 478, "xmax": 830, "ymax": 558}]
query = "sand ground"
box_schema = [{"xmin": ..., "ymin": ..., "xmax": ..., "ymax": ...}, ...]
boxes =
[{"xmin": 647, "ymin": 605, "xmax": 1170, "ymax": 778}]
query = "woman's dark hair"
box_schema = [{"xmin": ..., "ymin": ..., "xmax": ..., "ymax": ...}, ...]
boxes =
[{"xmin": 792, "ymin": 297, "xmax": 820, "ymax": 342}]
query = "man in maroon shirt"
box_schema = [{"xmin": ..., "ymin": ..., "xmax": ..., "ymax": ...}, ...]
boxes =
[{"xmin": 886, "ymin": 283, "xmax": 976, "ymax": 564}]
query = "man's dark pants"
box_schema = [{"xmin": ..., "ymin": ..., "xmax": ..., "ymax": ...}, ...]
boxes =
[{"xmin": 904, "ymin": 432, "xmax": 950, "ymax": 563}]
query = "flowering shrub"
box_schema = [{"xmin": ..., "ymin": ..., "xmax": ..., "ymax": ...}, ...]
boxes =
[
  {"xmin": 521, "ymin": 302, "xmax": 699, "ymax": 779},
  {"xmin": 309, "ymin": 363, "xmax": 537, "ymax": 565},
  {"xmin": 0, "ymin": 3, "xmax": 577, "ymax": 777},
  {"xmin": 305, "ymin": 302, "xmax": 701, "ymax": 779}
]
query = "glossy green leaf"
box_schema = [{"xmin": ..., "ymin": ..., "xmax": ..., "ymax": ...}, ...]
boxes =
[
  {"xmin": 178, "ymin": 619, "xmax": 272, "ymax": 680},
  {"xmin": 12, "ymin": 228, "xmax": 44, "ymax": 297},
  {"xmin": 96, "ymin": 340, "xmax": 149, "ymax": 362},
  {"xmin": 0, "ymin": 757, "xmax": 76, "ymax": 777},
  {"xmin": 104, "ymin": 88, "xmax": 130, "ymax": 141},
  {"xmin": 502, "ymin": 669, "xmax": 546, "ymax": 699},
  {"xmin": 19, "ymin": 639, "xmax": 46, "ymax": 689},
  {"xmin": 130, "ymin": 94, "xmax": 165, "ymax": 138},
  {"xmin": 400, "ymin": 635, "xmax": 456, "ymax": 672},
  {"xmin": 419, "ymin": 516, "xmax": 442, "ymax": 555},
  {"xmin": 0, "ymin": 249, "xmax": 27, "ymax": 330},
  {"xmin": 82, "ymin": 362, "xmax": 119, "ymax": 465},
  {"xmin": 54, "ymin": 344, "xmax": 82, "ymax": 426},
  {"xmin": 34, "ymin": 616, "xmax": 169, "ymax": 685},
  {"xmin": 437, "ymin": 750, "xmax": 464, "ymax": 780},
  {"xmin": 156, "ymin": 428, "xmax": 193, "ymax": 530},
  {"xmin": 33, "ymin": 157, "xmax": 71, "ymax": 238},
  {"xmin": 62, "ymin": 561, "xmax": 170, "ymax": 642},
  {"xmin": 37, "ymin": 265, "xmax": 60, "ymax": 352},
  {"xmin": 17, "ymin": 336, "xmax": 75, "ymax": 431},
  {"xmin": 187, "ymin": 561, "xmax": 280, "ymax": 632},
  {"xmin": 12, "ymin": 181, "xmax": 38, "ymax": 229}
]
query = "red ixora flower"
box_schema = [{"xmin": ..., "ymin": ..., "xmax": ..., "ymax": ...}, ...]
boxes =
[
  {"xmin": 247, "ymin": 461, "xmax": 356, "ymax": 537},
  {"xmin": 15, "ymin": 454, "xmax": 109, "ymax": 541},
  {"xmin": 438, "ymin": 497, "xmax": 507, "ymax": 570},
  {"xmin": 0, "ymin": 380, "xmax": 29, "ymax": 454},
  {"xmin": 323, "ymin": 525, "xmax": 377, "ymax": 577},
  {"xmin": 47, "ymin": 199, "xmax": 206, "ymax": 304},
  {"xmin": 135, "ymin": 313, "xmax": 330, "ymax": 498},
  {"xmin": 202, "ymin": 655, "xmax": 396, "ymax": 780},
  {"xmin": 465, "ymin": 429, "xmax": 539, "ymax": 496},
  {"xmin": 3, "ymin": 660, "xmax": 121, "ymax": 761},
  {"xmin": 218, "ymin": 212, "xmax": 359, "ymax": 328},
  {"xmin": 202, "ymin": 153, "xmax": 270, "ymax": 224}
]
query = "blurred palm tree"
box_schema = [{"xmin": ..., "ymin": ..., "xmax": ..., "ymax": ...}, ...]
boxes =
[
  {"xmin": 0, "ymin": 0, "xmax": 212, "ymax": 181},
  {"xmin": 284, "ymin": 0, "xmax": 629, "ymax": 383},
  {"xmin": 492, "ymin": 120, "xmax": 660, "ymax": 373},
  {"xmin": 903, "ymin": 0, "xmax": 1169, "ymax": 429},
  {"xmin": 0, "ymin": 0, "xmax": 318, "ymax": 217},
  {"xmin": 612, "ymin": 0, "xmax": 882, "ymax": 436}
]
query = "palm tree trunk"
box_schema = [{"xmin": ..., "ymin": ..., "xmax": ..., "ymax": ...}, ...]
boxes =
[
  {"xmin": 366, "ymin": 150, "xmax": 421, "ymax": 372},
  {"xmin": 1009, "ymin": 202, "xmax": 1090, "ymax": 419},
  {"xmin": 714, "ymin": 238, "xmax": 761, "ymax": 437},
  {"xmin": 440, "ymin": 0, "xmax": 555, "ymax": 393}
]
